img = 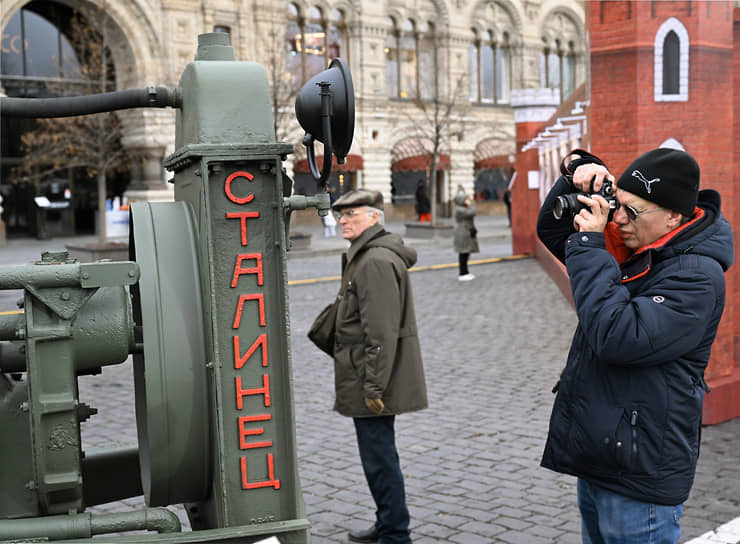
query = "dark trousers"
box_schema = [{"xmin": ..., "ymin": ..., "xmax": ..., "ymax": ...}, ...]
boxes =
[
  {"xmin": 353, "ymin": 416, "xmax": 411, "ymax": 544},
  {"xmin": 458, "ymin": 253, "xmax": 470, "ymax": 276}
]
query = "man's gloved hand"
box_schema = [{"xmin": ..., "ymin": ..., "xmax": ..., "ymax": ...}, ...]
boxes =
[{"xmin": 364, "ymin": 397, "xmax": 384, "ymax": 415}]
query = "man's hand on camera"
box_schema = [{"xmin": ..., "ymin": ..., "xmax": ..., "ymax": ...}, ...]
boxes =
[
  {"xmin": 364, "ymin": 396, "xmax": 385, "ymax": 415},
  {"xmin": 573, "ymin": 164, "xmax": 612, "ymax": 192},
  {"xmin": 573, "ymin": 194, "xmax": 610, "ymax": 233}
]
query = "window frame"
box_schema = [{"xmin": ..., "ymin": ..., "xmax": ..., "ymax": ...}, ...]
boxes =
[
  {"xmin": 470, "ymin": 28, "xmax": 511, "ymax": 105},
  {"xmin": 654, "ymin": 17, "xmax": 689, "ymax": 102}
]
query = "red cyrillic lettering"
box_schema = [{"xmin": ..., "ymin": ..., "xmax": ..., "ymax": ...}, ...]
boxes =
[
  {"xmin": 234, "ymin": 334, "xmax": 268, "ymax": 368},
  {"xmin": 238, "ymin": 414, "xmax": 272, "ymax": 449},
  {"xmin": 226, "ymin": 212, "xmax": 260, "ymax": 246},
  {"xmin": 224, "ymin": 171, "xmax": 255, "ymax": 204},
  {"xmin": 235, "ymin": 374, "xmax": 271, "ymax": 409},
  {"xmin": 232, "ymin": 253, "xmax": 264, "ymax": 287},
  {"xmin": 240, "ymin": 454, "xmax": 280, "ymax": 490},
  {"xmin": 233, "ymin": 294, "xmax": 266, "ymax": 328}
]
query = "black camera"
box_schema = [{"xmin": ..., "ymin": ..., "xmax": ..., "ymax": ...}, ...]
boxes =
[{"xmin": 553, "ymin": 175, "xmax": 616, "ymax": 220}]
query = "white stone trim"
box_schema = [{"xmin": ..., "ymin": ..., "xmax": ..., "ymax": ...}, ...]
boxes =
[
  {"xmin": 659, "ymin": 138, "xmax": 685, "ymax": 151},
  {"xmin": 654, "ymin": 17, "xmax": 689, "ymax": 102}
]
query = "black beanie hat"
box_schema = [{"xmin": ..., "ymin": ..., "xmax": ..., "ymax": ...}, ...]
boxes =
[{"xmin": 616, "ymin": 148, "xmax": 700, "ymax": 217}]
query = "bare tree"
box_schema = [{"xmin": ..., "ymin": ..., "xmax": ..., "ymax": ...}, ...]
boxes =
[
  {"xmin": 260, "ymin": 14, "xmax": 300, "ymax": 144},
  {"xmin": 405, "ymin": 73, "xmax": 469, "ymax": 224},
  {"xmin": 15, "ymin": 3, "xmax": 142, "ymax": 243}
]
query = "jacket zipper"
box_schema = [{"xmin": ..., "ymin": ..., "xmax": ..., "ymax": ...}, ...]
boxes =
[{"xmin": 630, "ymin": 410, "xmax": 638, "ymax": 469}]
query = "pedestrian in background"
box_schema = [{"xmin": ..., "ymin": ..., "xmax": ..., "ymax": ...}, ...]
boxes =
[
  {"xmin": 321, "ymin": 208, "xmax": 336, "ymax": 237},
  {"xmin": 503, "ymin": 188, "xmax": 512, "ymax": 227},
  {"xmin": 537, "ymin": 148, "xmax": 733, "ymax": 543},
  {"xmin": 331, "ymin": 189, "xmax": 428, "ymax": 544},
  {"xmin": 415, "ymin": 180, "xmax": 431, "ymax": 223},
  {"xmin": 453, "ymin": 192, "xmax": 479, "ymax": 281}
]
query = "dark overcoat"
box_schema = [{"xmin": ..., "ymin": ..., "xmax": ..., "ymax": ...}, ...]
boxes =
[{"xmin": 332, "ymin": 223, "xmax": 428, "ymax": 417}]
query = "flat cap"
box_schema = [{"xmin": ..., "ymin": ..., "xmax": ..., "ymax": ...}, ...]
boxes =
[{"xmin": 332, "ymin": 189, "xmax": 384, "ymax": 211}]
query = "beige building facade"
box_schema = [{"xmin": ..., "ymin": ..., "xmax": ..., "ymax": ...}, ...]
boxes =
[{"xmin": 1, "ymin": 0, "xmax": 585, "ymax": 231}]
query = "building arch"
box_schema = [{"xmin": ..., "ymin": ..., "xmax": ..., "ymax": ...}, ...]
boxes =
[
  {"xmin": 472, "ymin": 136, "xmax": 515, "ymax": 200},
  {"xmin": 1, "ymin": 0, "xmax": 161, "ymax": 86},
  {"xmin": 654, "ymin": 17, "xmax": 689, "ymax": 102},
  {"xmin": 469, "ymin": 0, "xmax": 524, "ymax": 36},
  {"xmin": 389, "ymin": 136, "xmax": 450, "ymax": 205}
]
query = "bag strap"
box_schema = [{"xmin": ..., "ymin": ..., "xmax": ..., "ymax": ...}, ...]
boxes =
[
  {"xmin": 337, "ymin": 259, "xmax": 359, "ymax": 296},
  {"xmin": 337, "ymin": 229, "xmax": 390, "ymax": 297}
]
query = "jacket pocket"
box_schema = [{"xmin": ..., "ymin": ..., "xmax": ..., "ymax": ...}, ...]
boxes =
[
  {"xmin": 569, "ymin": 404, "xmax": 625, "ymax": 470},
  {"xmin": 569, "ymin": 404, "xmax": 664, "ymax": 476}
]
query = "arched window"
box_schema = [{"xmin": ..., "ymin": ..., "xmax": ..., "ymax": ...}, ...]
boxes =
[
  {"xmin": 285, "ymin": 4, "xmax": 303, "ymax": 88},
  {"xmin": 418, "ymin": 22, "xmax": 437, "ymax": 100},
  {"xmin": 540, "ymin": 41, "xmax": 560, "ymax": 92},
  {"xmin": 304, "ymin": 6, "xmax": 325, "ymax": 80},
  {"xmin": 286, "ymin": 4, "xmax": 346, "ymax": 88},
  {"xmin": 328, "ymin": 9, "xmax": 347, "ymax": 61},
  {"xmin": 562, "ymin": 41, "xmax": 576, "ymax": 99},
  {"xmin": 540, "ymin": 39, "xmax": 577, "ymax": 102},
  {"xmin": 662, "ymin": 31, "xmax": 680, "ymax": 95},
  {"xmin": 385, "ymin": 17, "xmax": 399, "ymax": 97},
  {"xmin": 541, "ymin": 11, "xmax": 583, "ymax": 103},
  {"xmin": 1, "ymin": 3, "xmax": 85, "ymax": 92},
  {"xmin": 399, "ymin": 19, "xmax": 417, "ymax": 99},
  {"xmin": 385, "ymin": 17, "xmax": 435, "ymax": 100},
  {"xmin": 468, "ymin": 2, "xmax": 514, "ymax": 106},
  {"xmin": 495, "ymin": 34, "xmax": 511, "ymax": 103},
  {"xmin": 468, "ymin": 30, "xmax": 479, "ymax": 101},
  {"xmin": 469, "ymin": 30, "xmax": 511, "ymax": 105},
  {"xmin": 654, "ymin": 17, "xmax": 689, "ymax": 101},
  {"xmin": 1, "ymin": 1, "xmax": 123, "ymax": 237}
]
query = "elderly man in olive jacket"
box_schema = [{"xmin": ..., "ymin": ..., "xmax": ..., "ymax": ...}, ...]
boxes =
[{"xmin": 330, "ymin": 189, "xmax": 427, "ymax": 544}]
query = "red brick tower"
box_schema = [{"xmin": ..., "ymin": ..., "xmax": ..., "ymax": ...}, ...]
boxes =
[{"xmin": 588, "ymin": 1, "xmax": 739, "ymax": 423}]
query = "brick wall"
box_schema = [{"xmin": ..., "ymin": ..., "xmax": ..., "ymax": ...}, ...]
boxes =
[{"xmin": 529, "ymin": 0, "xmax": 740, "ymax": 423}]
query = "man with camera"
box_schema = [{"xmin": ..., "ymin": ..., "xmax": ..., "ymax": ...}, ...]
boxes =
[{"xmin": 537, "ymin": 148, "xmax": 733, "ymax": 543}]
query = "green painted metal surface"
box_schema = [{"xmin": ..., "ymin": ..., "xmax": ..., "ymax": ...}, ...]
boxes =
[
  {"xmin": 0, "ymin": 31, "xmax": 328, "ymax": 542},
  {"xmin": 0, "ymin": 254, "xmax": 138, "ymax": 520},
  {"xmin": 161, "ymin": 32, "xmax": 310, "ymax": 543},
  {"xmin": 129, "ymin": 201, "xmax": 211, "ymax": 507}
]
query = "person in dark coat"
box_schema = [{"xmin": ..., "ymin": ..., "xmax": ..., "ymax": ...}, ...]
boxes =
[
  {"xmin": 414, "ymin": 180, "xmax": 431, "ymax": 222},
  {"xmin": 331, "ymin": 189, "xmax": 428, "ymax": 544},
  {"xmin": 503, "ymin": 188, "xmax": 512, "ymax": 226},
  {"xmin": 537, "ymin": 148, "xmax": 734, "ymax": 544},
  {"xmin": 453, "ymin": 192, "xmax": 479, "ymax": 281}
]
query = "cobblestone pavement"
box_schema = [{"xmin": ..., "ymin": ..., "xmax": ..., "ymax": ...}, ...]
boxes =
[{"xmin": 2, "ymin": 216, "xmax": 739, "ymax": 543}]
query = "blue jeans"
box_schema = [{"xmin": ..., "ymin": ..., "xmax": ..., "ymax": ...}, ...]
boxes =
[
  {"xmin": 577, "ymin": 478, "xmax": 683, "ymax": 544},
  {"xmin": 354, "ymin": 416, "xmax": 411, "ymax": 544}
]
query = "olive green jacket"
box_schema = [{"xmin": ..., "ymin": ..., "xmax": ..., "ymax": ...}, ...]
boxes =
[{"xmin": 332, "ymin": 223, "xmax": 428, "ymax": 417}]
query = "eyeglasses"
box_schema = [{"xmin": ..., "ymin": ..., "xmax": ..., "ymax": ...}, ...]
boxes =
[
  {"xmin": 334, "ymin": 208, "xmax": 366, "ymax": 220},
  {"xmin": 616, "ymin": 201, "xmax": 663, "ymax": 221}
]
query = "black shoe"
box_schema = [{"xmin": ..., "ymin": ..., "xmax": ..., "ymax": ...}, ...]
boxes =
[{"xmin": 348, "ymin": 525, "xmax": 379, "ymax": 543}]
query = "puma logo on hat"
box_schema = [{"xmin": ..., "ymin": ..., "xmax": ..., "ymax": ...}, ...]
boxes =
[{"xmin": 631, "ymin": 170, "xmax": 661, "ymax": 194}]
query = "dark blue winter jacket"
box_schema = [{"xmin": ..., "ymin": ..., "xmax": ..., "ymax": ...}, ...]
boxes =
[{"xmin": 537, "ymin": 172, "xmax": 734, "ymax": 506}]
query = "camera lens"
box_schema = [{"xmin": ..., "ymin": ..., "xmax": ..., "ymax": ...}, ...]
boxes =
[{"xmin": 553, "ymin": 196, "xmax": 567, "ymax": 220}]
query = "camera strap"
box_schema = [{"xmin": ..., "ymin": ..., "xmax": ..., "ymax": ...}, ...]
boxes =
[{"xmin": 560, "ymin": 149, "xmax": 606, "ymax": 176}]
